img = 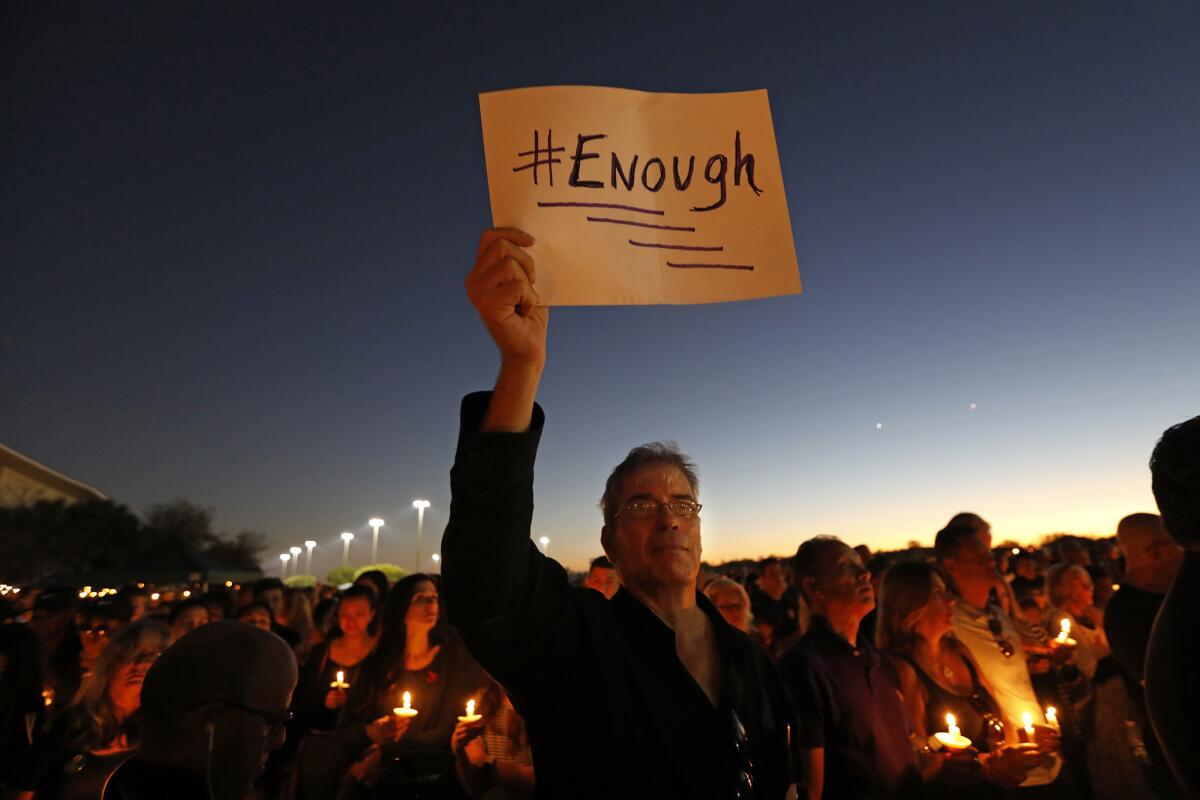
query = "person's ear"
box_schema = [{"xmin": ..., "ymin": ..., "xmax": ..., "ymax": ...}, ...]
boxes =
[
  {"xmin": 801, "ymin": 577, "xmax": 820, "ymax": 606},
  {"xmin": 601, "ymin": 525, "xmax": 615, "ymax": 561}
]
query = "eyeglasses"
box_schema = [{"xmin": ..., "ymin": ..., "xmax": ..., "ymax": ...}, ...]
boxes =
[
  {"xmin": 617, "ymin": 499, "xmax": 702, "ymax": 519},
  {"xmin": 986, "ymin": 615, "xmax": 1015, "ymax": 658},
  {"xmin": 190, "ymin": 700, "xmax": 293, "ymax": 737}
]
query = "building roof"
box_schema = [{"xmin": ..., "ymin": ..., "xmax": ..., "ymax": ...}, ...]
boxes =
[{"xmin": 0, "ymin": 442, "xmax": 108, "ymax": 504}]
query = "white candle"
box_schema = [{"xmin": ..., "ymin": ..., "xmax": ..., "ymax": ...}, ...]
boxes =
[
  {"xmin": 1054, "ymin": 618, "xmax": 1077, "ymax": 646},
  {"xmin": 1045, "ymin": 707, "xmax": 1058, "ymax": 728},
  {"xmin": 330, "ymin": 670, "xmax": 350, "ymax": 690},
  {"xmin": 458, "ymin": 698, "xmax": 482, "ymax": 723},
  {"xmin": 932, "ymin": 712, "xmax": 973, "ymax": 751},
  {"xmin": 1022, "ymin": 711, "xmax": 1035, "ymax": 739},
  {"xmin": 393, "ymin": 691, "xmax": 418, "ymax": 718}
]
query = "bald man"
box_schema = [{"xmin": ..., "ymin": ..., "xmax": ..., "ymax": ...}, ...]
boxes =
[
  {"xmin": 104, "ymin": 621, "xmax": 299, "ymax": 800},
  {"xmin": 1105, "ymin": 513, "xmax": 1186, "ymax": 799}
]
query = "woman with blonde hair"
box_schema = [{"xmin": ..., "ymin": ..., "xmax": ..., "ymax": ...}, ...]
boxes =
[
  {"xmin": 703, "ymin": 577, "xmax": 773, "ymax": 654},
  {"xmin": 877, "ymin": 561, "xmax": 1041, "ymax": 795},
  {"xmin": 10, "ymin": 618, "xmax": 169, "ymax": 799}
]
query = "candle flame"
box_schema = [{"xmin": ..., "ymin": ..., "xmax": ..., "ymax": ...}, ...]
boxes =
[
  {"xmin": 466, "ymin": 699, "xmax": 476, "ymax": 717},
  {"xmin": 1060, "ymin": 618, "xmax": 1070, "ymax": 635},
  {"xmin": 402, "ymin": 691, "xmax": 411, "ymax": 710},
  {"xmin": 1046, "ymin": 707, "xmax": 1057, "ymax": 724},
  {"xmin": 336, "ymin": 670, "xmax": 344, "ymax": 684},
  {"xmin": 1022, "ymin": 711, "xmax": 1034, "ymax": 731},
  {"xmin": 945, "ymin": 713, "xmax": 959, "ymax": 736}
]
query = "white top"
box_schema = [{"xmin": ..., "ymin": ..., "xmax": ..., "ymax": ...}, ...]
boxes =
[{"xmin": 952, "ymin": 598, "xmax": 1062, "ymax": 786}]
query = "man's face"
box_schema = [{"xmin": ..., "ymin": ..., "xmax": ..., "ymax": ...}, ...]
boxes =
[
  {"xmin": 944, "ymin": 536, "xmax": 998, "ymax": 596},
  {"xmin": 602, "ymin": 465, "xmax": 701, "ymax": 594},
  {"xmin": 210, "ymin": 683, "xmax": 295, "ymax": 799},
  {"xmin": 805, "ymin": 542, "xmax": 874, "ymax": 620},
  {"xmin": 259, "ymin": 589, "xmax": 283, "ymax": 618},
  {"xmin": 584, "ymin": 566, "xmax": 621, "ymax": 599},
  {"xmin": 29, "ymin": 608, "xmax": 70, "ymax": 642},
  {"xmin": 759, "ymin": 563, "xmax": 787, "ymax": 597}
]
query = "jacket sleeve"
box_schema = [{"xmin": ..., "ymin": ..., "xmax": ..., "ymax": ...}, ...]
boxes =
[{"xmin": 440, "ymin": 392, "xmax": 579, "ymax": 698}]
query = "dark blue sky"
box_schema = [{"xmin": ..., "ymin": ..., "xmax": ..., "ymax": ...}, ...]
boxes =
[{"xmin": 4, "ymin": 2, "xmax": 1198, "ymax": 575}]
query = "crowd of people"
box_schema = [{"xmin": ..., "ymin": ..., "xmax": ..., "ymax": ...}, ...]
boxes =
[{"xmin": 0, "ymin": 226, "xmax": 1196, "ymax": 799}]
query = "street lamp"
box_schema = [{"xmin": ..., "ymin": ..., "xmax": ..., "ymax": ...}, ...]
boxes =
[
  {"xmin": 289, "ymin": 546, "xmax": 302, "ymax": 576},
  {"xmin": 304, "ymin": 540, "xmax": 317, "ymax": 574},
  {"xmin": 539, "ymin": 536, "xmax": 550, "ymax": 555},
  {"xmin": 412, "ymin": 500, "xmax": 431, "ymax": 572},
  {"xmin": 368, "ymin": 518, "xmax": 385, "ymax": 564},
  {"xmin": 340, "ymin": 532, "xmax": 354, "ymax": 567},
  {"xmin": 279, "ymin": 553, "xmax": 290, "ymax": 578}
]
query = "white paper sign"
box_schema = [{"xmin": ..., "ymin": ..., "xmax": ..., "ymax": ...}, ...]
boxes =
[{"xmin": 479, "ymin": 86, "xmax": 801, "ymax": 306}]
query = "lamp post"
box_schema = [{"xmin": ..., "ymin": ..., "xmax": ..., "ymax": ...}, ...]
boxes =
[
  {"xmin": 368, "ymin": 518, "xmax": 385, "ymax": 564},
  {"xmin": 304, "ymin": 540, "xmax": 317, "ymax": 575},
  {"xmin": 431, "ymin": 552, "xmax": 441, "ymax": 573},
  {"xmin": 279, "ymin": 553, "xmax": 290, "ymax": 578},
  {"xmin": 289, "ymin": 546, "xmax": 302, "ymax": 577},
  {"xmin": 412, "ymin": 500, "xmax": 431, "ymax": 573},
  {"xmin": 539, "ymin": 536, "xmax": 550, "ymax": 555},
  {"xmin": 340, "ymin": 532, "xmax": 354, "ymax": 567}
]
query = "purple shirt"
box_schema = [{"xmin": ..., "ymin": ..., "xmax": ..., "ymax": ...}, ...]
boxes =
[{"xmin": 779, "ymin": 617, "xmax": 922, "ymax": 799}]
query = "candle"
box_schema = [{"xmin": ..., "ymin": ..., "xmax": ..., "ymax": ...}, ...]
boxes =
[
  {"xmin": 393, "ymin": 691, "xmax": 418, "ymax": 718},
  {"xmin": 330, "ymin": 670, "xmax": 350, "ymax": 690},
  {"xmin": 932, "ymin": 712, "xmax": 973, "ymax": 751},
  {"xmin": 1045, "ymin": 707, "xmax": 1058, "ymax": 728},
  {"xmin": 1054, "ymin": 618, "xmax": 1077, "ymax": 646},
  {"xmin": 458, "ymin": 698, "xmax": 482, "ymax": 723},
  {"xmin": 1021, "ymin": 711, "xmax": 1035, "ymax": 741}
]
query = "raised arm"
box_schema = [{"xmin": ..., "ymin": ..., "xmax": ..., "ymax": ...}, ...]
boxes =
[
  {"xmin": 464, "ymin": 227, "xmax": 546, "ymax": 432},
  {"xmin": 444, "ymin": 228, "xmax": 578, "ymax": 696}
]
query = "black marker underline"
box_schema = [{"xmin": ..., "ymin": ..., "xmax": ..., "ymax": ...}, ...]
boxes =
[
  {"xmin": 666, "ymin": 262, "xmax": 755, "ymax": 271},
  {"xmin": 539, "ymin": 201, "xmax": 664, "ymax": 216},
  {"xmin": 586, "ymin": 216, "xmax": 695, "ymax": 232},
  {"xmin": 629, "ymin": 239, "xmax": 723, "ymax": 252}
]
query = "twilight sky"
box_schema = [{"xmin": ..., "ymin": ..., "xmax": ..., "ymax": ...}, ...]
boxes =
[{"xmin": 3, "ymin": 2, "xmax": 1198, "ymax": 576}]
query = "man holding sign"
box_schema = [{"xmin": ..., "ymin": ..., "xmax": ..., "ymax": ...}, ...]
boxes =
[{"xmin": 442, "ymin": 228, "xmax": 799, "ymax": 798}]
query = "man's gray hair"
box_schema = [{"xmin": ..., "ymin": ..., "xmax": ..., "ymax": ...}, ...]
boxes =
[{"xmin": 599, "ymin": 442, "xmax": 699, "ymax": 528}]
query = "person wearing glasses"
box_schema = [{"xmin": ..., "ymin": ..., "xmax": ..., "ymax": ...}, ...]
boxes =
[
  {"xmin": 11, "ymin": 619, "xmax": 169, "ymax": 800},
  {"xmin": 442, "ymin": 228, "xmax": 798, "ymax": 799},
  {"xmin": 936, "ymin": 522, "xmax": 1064, "ymax": 791},
  {"xmin": 1104, "ymin": 513, "xmax": 1186, "ymax": 800},
  {"xmin": 79, "ymin": 598, "xmax": 134, "ymax": 680},
  {"xmin": 103, "ymin": 620, "xmax": 298, "ymax": 800}
]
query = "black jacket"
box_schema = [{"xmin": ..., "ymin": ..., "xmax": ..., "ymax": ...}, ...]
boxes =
[{"xmin": 442, "ymin": 392, "xmax": 799, "ymax": 799}]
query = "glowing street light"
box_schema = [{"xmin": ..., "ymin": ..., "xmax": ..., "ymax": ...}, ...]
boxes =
[
  {"xmin": 279, "ymin": 553, "xmax": 290, "ymax": 577},
  {"xmin": 304, "ymin": 540, "xmax": 317, "ymax": 574},
  {"xmin": 539, "ymin": 536, "xmax": 550, "ymax": 555},
  {"xmin": 369, "ymin": 518, "xmax": 385, "ymax": 564},
  {"xmin": 289, "ymin": 546, "xmax": 302, "ymax": 577},
  {"xmin": 340, "ymin": 531, "xmax": 354, "ymax": 567},
  {"xmin": 413, "ymin": 500, "xmax": 431, "ymax": 572}
]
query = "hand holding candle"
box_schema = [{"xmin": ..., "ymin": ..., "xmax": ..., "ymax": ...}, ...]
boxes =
[
  {"xmin": 458, "ymin": 698, "xmax": 482, "ymax": 723},
  {"xmin": 932, "ymin": 713, "xmax": 973, "ymax": 751},
  {"xmin": 394, "ymin": 691, "xmax": 419, "ymax": 718}
]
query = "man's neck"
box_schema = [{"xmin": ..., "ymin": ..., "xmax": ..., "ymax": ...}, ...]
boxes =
[
  {"xmin": 955, "ymin": 583, "xmax": 991, "ymax": 610},
  {"xmin": 817, "ymin": 609, "xmax": 862, "ymax": 646},
  {"xmin": 627, "ymin": 582, "xmax": 701, "ymax": 631}
]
